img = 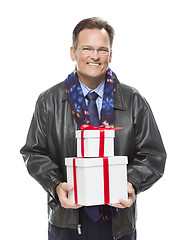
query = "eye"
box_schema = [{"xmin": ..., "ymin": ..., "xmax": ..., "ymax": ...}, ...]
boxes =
[
  {"xmin": 98, "ymin": 48, "xmax": 110, "ymax": 55},
  {"xmin": 82, "ymin": 47, "xmax": 92, "ymax": 51}
]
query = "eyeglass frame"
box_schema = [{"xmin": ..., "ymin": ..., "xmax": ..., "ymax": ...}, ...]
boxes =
[{"xmin": 74, "ymin": 46, "xmax": 112, "ymax": 56}]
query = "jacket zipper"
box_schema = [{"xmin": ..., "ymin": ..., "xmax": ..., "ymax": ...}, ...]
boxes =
[
  {"xmin": 76, "ymin": 204, "xmax": 82, "ymax": 234},
  {"xmin": 77, "ymin": 224, "xmax": 82, "ymax": 234}
]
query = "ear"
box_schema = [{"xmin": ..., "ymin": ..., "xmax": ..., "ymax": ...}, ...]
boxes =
[
  {"xmin": 70, "ymin": 46, "xmax": 76, "ymax": 61},
  {"xmin": 109, "ymin": 50, "xmax": 112, "ymax": 63}
]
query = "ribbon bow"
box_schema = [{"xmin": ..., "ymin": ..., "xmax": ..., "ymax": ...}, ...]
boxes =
[{"xmin": 80, "ymin": 124, "xmax": 123, "ymax": 131}]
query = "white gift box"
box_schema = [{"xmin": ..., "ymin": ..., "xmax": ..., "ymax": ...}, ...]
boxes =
[
  {"xmin": 65, "ymin": 156, "xmax": 128, "ymax": 206},
  {"xmin": 76, "ymin": 129, "xmax": 115, "ymax": 157}
]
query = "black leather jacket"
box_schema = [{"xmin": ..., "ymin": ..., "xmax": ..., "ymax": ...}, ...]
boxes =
[{"xmin": 20, "ymin": 80, "xmax": 166, "ymax": 239}]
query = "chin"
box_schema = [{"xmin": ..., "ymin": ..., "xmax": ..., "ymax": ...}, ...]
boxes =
[
  {"xmin": 77, "ymin": 68, "xmax": 106, "ymax": 81},
  {"xmin": 88, "ymin": 73, "xmax": 104, "ymax": 79},
  {"xmin": 86, "ymin": 69, "xmax": 105, "ymax": 78}
]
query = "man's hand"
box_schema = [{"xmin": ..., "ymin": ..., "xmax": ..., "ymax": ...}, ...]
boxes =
[
  {"xmin": 109, "ymin": 182, "xmax": 136, "ymax": 208},
  {"xmin": 56, "ymin": 182, "xmax": 82, "ymax": 209}
]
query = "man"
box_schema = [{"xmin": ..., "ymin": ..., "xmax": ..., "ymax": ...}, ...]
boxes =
[{"xmin": 21, "ymin": 17, "xmax": 166, "ymax": 240}]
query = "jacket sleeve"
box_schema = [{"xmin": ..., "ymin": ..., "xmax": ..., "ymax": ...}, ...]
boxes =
[
  {"xmin": 127, "ymin": 93, "xmax": 167, "ymax": 195},
  {"xmin": 20, "ymin": 97, "xmax": 63, "ymax": 199}
]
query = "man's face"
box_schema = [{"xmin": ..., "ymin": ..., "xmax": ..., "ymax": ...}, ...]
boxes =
[{"xmin": 70, "ymin": 28, "xmax": 112, "ymax": 84}]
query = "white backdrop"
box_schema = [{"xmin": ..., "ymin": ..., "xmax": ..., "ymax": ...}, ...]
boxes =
[{"xmin": 0, "ymin": 0, "xmax": 186, "ymax": 239}]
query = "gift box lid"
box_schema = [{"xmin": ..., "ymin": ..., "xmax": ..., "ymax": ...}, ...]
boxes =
[
  {"xmin": 76, "ymin": 129, "xmax": 115, "ymax": 138},
  {"xmin": 65, "ymin": 156, "xmax": 128, "ymax": 167}
]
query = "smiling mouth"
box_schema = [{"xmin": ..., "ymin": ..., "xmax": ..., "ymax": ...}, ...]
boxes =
[{"xmin": 87, "ymin": 63, "xmax": 101, "ymax": 66}]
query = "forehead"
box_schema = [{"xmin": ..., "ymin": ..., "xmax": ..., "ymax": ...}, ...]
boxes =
[{"xmin": 77, "ymin": 28, "xmax": 110, "ymax": 47}]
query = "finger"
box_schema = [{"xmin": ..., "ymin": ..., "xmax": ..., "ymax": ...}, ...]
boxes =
[
  {"xmin": 119, "ymin": 198, "xmax": 133, "ymax": 208},
  {"xmin": 63, "ymin": 202, "xmax": 83, "ymax": 209},
  {"xmin": 60, "ymin": 196, "xmax": 82, "ymax": 209},
  {"xmin": 60, "ymin": 188, "xmax": 82, "ymax": 209},
  {"xmin": 110, "ymin": 199, "xmax": 133, "ymax": 209},
  {"xmin": 109, "ymin": 203, "xmax": 125, "ymax": 208}
]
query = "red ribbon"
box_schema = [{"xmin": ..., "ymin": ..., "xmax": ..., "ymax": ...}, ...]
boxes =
[
  {"xmin": 103, "ymin": 157, "xmax": 110, "ymax": 204},
  {"xmin": 81, "ymin": 130, "xmax": 85, "ymax": 157},
  {"xmin": 99, "ymin": 130, "xmax": 105, "ymax": 157},
  {"xmin": 79, "ymin": 124, "xmax": 123, "ymax": 157}
]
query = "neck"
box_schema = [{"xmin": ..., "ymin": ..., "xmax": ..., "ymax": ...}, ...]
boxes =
[{"xmin": 77, "ymin": 72, "xmax": 106, "ymax": 89}]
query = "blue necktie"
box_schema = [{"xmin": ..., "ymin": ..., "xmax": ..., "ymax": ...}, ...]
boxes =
[
  {"xmin": 86, "ymin": 92, "xmax": 99, "ymax": 127},
  {"xmin": 85, "ymin": 91, "xmax": 101, "ymax": 222}
]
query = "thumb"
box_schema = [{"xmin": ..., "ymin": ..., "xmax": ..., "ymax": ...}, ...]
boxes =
[{"xmin": 62, "ymin": 182, "xmax": 73, "ymax": 191}]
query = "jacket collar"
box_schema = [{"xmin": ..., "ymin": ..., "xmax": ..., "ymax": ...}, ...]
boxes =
[
  {"xmin": 114, "ymin": 82, "xmax": 126, "ymax": 111},
  {"xmin": 62, "ymin": 81, "xmax": 126, "ymax": 111}
]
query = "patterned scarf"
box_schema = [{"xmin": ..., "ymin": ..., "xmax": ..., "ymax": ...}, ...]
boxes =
[{"xmin": 65, "ymin": 67, "xmax": 118, "ymax": 129}]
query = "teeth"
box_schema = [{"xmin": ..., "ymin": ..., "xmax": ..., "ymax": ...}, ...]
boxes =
[{"xmin": 88, "ymin": 63, "xmax": 100, "ymax": 66}]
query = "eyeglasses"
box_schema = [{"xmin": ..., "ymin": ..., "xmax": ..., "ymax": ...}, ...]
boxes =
[{"xmin": 75, "ymin": 46, "xmax": 111, "ymax": 56}]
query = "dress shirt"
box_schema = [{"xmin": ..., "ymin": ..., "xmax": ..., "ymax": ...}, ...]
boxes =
[{"xmin": 79, "ymin": 79, "xmax": 105, "ymax": 120}]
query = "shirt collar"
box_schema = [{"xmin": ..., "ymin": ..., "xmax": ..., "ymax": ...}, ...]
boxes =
[{"xmin": 79, "ymin": 79, "xmax": 105, "ymax": 98}]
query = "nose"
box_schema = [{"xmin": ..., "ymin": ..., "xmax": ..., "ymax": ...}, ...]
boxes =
[{"xmin": 91, "ymin": 49, "xmax": 100, "ymax": 60}]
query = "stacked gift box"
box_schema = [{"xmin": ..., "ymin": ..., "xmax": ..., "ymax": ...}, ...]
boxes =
[{"xmin": 65, "ymin": 125, "xmax": 128, "ymax": 206}]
